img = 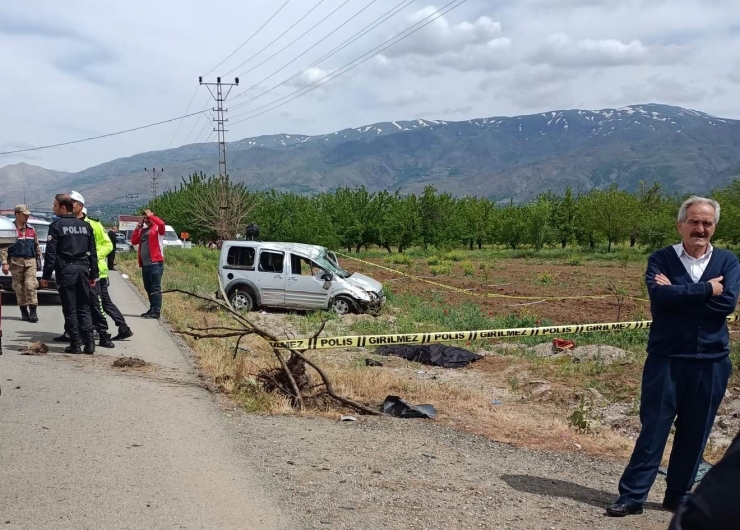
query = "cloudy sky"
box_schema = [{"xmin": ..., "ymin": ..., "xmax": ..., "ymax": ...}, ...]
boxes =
[{"xmin": 1, "ymin": 0, "xmax": 739, "ymax": 172}]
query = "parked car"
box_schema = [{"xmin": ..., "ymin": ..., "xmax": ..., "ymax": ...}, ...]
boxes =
[
  {"xmin": 0, "ymin": 217, "xmax": 56, "ymax": 291},
  {"xmin": 115, "ymin": 231, "xmax": 132, "ymax": 252},
  {"xmin": 217, "ymin": 241, "xmax": 385, "ymax": 315},
  {"xmin": 163, "ymin": 225, "xmax": 184, "ymax": 248}
]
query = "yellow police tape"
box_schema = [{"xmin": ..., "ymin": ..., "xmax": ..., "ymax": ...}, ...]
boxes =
[
  {"xmin": 334, "ymin": 251, "xmax": 650, "ymax": 303},
  {"xmin": 270, "ymin": 314, "xmax": 739, "ymax": 350}
]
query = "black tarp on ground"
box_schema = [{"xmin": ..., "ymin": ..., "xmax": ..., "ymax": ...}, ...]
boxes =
[
  {"xmin": 382, "ymin": 395, "xmax": 437, "ymax": 419},
  {"xmin": 375, "ymin": 344, "xmax": 482, "ymax": 369}
]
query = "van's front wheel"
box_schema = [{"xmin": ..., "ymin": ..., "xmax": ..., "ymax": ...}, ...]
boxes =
[
  {"xmin": 230, "ymin": 289, "xmax": 255, "ymax": 312},
  {"xmin": 331, "ymin": 296, "xmax": 356, "ymax": 315}
]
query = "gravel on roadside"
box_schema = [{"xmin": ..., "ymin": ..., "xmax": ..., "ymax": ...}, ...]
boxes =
[{"xmin": 221, "ymin": 405, "xmax": 673, "ymax": 530}]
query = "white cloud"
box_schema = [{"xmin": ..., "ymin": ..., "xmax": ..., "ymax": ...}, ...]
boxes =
[
  {"xmin": 286, "ymin": 67, "xmax": 329, "ymax": 88},
  {"xmin": 531, "ymin": 33, "xmax": 649, "ymax": 68},
  {"xmin": 383, "ymin": 9, "xmax": 503, "ymax": 58},
  {"xmin": 379, "ymin": 90, "xmax": 430, "ymax": 107}
]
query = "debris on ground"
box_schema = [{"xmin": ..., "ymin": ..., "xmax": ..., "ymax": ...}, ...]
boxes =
[
  {"xmin": 112, "ymin": 356, "xmax": 149, "ymax": 368},
  {"xmin": 382, "ymin": 395, "xmax": 437, "ymax": 419},
  {"xmin": 340, "ymin": 415, "xmax": 357, "ymax": 422},
  {"xmin": 552, "ymin": 338, "xmax": 576, "ymax": 350},
  {"xmin": 376, "ymin": 344, "xmax": 482, "ymax": 369},
  {"xmin": 19, "ymin": 342, "xmax": 49, "ymax": 355},
  {"xmin": 365, "ymin": 358, "xmax": 383, "ymax": 367}
]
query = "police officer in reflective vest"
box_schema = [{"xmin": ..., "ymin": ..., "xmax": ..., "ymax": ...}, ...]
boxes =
[
  {"xmin": 0, "ymin": 204, "xmax": 41, "ymax": 322},
  {"xmin": 41, "ymin": 193, "xmax": 98, "ymax": 354}
]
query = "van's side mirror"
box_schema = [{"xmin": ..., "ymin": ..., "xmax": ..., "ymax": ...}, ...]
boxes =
[{"xmin": 321, "ymin": 272, "xmax": 333, "ymax": 282}]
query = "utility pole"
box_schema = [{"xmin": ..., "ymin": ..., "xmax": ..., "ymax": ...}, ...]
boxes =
[
  {"xmin": 144, "ymin": 168, "xmax": 164, "ymax": 198},
  {"xmin": 199, "ymin": 76, "xmax": 239, "ymax": 178}
]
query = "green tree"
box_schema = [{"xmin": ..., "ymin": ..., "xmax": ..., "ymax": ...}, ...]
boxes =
[
  {"xmin": 524, "ymin": 197, "xmax": 553, "ymax": 251},
  {"xmin": 578, "ymin": 185, "xmax": 640, "ymax": 252}
]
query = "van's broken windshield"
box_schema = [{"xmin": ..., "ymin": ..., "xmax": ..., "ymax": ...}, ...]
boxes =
[{"xmin": 315, "ymin": 251, "xmax": 350, "ymax": 279}]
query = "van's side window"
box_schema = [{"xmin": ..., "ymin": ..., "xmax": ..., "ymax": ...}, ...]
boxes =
[
  {"xmin": 226, "ymin": 247, "xmax": 255, "ymax": 269},
  {"xmin": 259, "ymin": 251, "xmax": 284, "ymax": 273},
  {"xmin": 291, "ymin": 255, "xmax": 322, "ymax": 276}
]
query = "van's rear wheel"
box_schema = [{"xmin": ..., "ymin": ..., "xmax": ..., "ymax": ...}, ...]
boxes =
[
  {"xmin": 230, "ymin": 289, "xmax": 255, "ymax": 312},
  {"xmin": 331, "ymin": 296, "xmax": 355, "ymax": 315}
]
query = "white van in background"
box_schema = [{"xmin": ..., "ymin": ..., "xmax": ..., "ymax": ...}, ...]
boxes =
[
  {"xmin": 163, "ymin": 225, "xmax": 183, "ymax": 248},
  {"xmin": 125, "ymin": 224, "xmax": 184, "ymax": 252}
]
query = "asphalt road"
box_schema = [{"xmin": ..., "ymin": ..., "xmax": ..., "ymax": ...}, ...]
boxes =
[{"xmin": 0, "ymin": 274, "xmax": 287, "ymax": 529}]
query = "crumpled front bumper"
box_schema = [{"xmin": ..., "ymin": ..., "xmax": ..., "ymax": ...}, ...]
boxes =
[{"xmin": 357, "ymin": 290, "xmax": 385, "ymax": 314}]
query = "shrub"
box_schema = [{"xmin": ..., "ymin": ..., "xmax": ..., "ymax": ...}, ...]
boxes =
[
  {"xmin": 444, "ymin": 250, "xmax": 466, "ymax": 262},
  {"xmin": 385, "ymin": 254, "xmax": 414, "ymax": 267},
  {"xmin": 462, "ymin": 262, "xmax": 475, "ymax": 276},
  {"xmin": 568, "ymin": 256, "xmax": 582, "ymax": 267},
  {"xmin": 536, "ymin": 272, "xmax": 554, "ymax": 285},
  {"xmin": 430, "ymin": 264, "xmax": 452, "ymax": 276},
  {"xmin": 427, "ymin": 256, "xmax": 441, "ymax": 266}
]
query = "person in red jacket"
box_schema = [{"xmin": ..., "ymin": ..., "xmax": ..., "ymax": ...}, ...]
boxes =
[{"xmin": 131, "ymin": 209, "xmax": 165, "ymax": 319}]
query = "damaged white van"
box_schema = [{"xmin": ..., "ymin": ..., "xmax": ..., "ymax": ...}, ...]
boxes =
[{"xmin": 217, "ymin": 241, "xmax": 385, "ymax": 315}]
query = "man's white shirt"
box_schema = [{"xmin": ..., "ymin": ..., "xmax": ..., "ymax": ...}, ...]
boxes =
[{"xmin": 673, "ymin": 243, "xmax": 713, "ymax": 283}]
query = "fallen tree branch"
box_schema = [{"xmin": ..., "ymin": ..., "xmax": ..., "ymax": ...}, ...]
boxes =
[
  {"xmin": 288, "ymin": 348, "xmax": 381, "ymax": 416},
  {"xmin": 273, "ymin": 349, "xmax": 304, "ymax": 411},
  {"xmin": 161, "ymin": 289, "xmax": 380, "ymax": 416}
]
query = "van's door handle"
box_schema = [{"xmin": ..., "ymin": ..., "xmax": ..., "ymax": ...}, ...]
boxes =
[
  {"xmin": 274, "ymin": 275, "xmax": 284, "ymax": 279},
  {"xmin": 288, "ymin": 277, "xmax": 298, "ymax": 281}
]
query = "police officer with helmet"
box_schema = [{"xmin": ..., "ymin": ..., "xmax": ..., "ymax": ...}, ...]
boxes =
[{"xmin": 40, "ymin": 193, "xmax": 98, "ymax": 354}]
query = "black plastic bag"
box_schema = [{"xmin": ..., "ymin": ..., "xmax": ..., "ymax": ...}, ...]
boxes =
[{"xmin": 382, "ymin": 395, "xmax": 437, "ymax": 419}]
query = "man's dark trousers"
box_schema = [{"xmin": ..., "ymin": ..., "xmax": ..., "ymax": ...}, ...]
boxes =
[
  {"xmin": 98, "ymin": 277, "xmax": 127, "ymax": 328},
  {"xmin": 89, "ymin": 282, "xmax": 109, "ymax": 334},
  {"xmin": 618, "ymin": 354, "xmax": 732, "ymax": 507},
  {"xmin": 58, "ymin": 264, "xmax": 94, "ymax": 344},
  {"xmin": 142, "ymin": 262, "xmax": 163, "ymax": 316}
]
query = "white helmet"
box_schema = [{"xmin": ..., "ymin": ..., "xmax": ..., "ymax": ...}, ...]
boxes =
[{"xmin": 70, "ymin": 190, "xmax": 85, "ymax": 205}]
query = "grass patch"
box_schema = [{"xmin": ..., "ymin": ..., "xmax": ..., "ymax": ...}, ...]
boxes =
[
  {"xmin": 385, "ymin": 253, "xmax": 414, "ymax": 267},
  {"xmin": 430, "ymin": 264, "xmax": 452, "ymax": 276}
]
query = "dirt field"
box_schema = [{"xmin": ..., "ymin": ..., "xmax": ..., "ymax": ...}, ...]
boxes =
[{"xmin": 347, "ymin": 254, "xmax": 650, "ymax": 325}]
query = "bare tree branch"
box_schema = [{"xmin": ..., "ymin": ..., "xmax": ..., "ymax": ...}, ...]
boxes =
[
  {"xmin": 161, "ymin": 289, "xmax": 380, "ymax": 416},
  {"xmin": 287, "ymin": 348, "xmax": 381, "ymax": 416},
  {"xmin": 273, "ymin": 349, "xmax": 304, "ymax": 411}
]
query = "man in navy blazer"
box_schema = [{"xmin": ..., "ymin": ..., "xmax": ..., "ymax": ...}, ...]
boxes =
[{"xmin": 607, "ymin": 196, "xmax": 740, "ymax": 517}]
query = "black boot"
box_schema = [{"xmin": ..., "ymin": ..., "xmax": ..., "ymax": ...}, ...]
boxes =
[
  {"xmin": 20, "ymin": 306, "xmax": 30, "ymax": 321},
  {"xmin": 83, "ymin": 340, "xmax": 96, "ymax": 355},
  {"xmin": 29, "ymin": 305, "xmax": 38, "ymax": 323},
  {"xmin": 53, "ymin": 332, "xmax": 70, "ymax": 342},
  {"xmin": 99, "ymin": 333, "xmax": 115, "ymax": 349},
  {"xmin": 112, "ymin": 327, "xmax": 134, "ymax": 341},
  {"xmin": 64, "ymin": 343, "xmax": 82, "ymax": 354}
]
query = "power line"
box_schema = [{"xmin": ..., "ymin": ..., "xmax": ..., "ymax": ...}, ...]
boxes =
[
  {"xmin": 166, "ymin": 85, "xmax": 200, "ymax": 148},
  {"xmin": 230, "ymin": 0, "xmax": 468, "ymax": 125},
  {"xmin": 202, "ymin": 0, "xmax": 292, "ymax": 77},
  {"xmin": 232, "ymin": 0, "xmax": 379, "ymax": 82},
  {"xmin": 193, "ymin": 113, "xmax": 214, "ymax": 144},
  {"xmin": 229, "ymin": 0, "xmax": 412, "ymax": 110},
  {"xmin": 0, "ymin": 110, "xmax": 210, "ymax": 156},
  {"xmin": 180, "ymin": 96, "xmax": 213, "ymax": 146},
  {"xmin": 223, "ymin": 0, "xmax": 330, "ymax": 77}
]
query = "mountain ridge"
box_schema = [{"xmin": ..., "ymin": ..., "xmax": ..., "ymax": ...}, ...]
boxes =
[{"xmin": 2, "ymin": 103, "xmax": 739, "ymax": 208}]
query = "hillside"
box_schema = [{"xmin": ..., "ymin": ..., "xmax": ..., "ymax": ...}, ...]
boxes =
[
  {"xmin": 0, "ymin": 163, "xmax": 70, "ymax": 209},
  {"xmin": 2, "ymin": 103, "xmax": 740, "ymax": 208}
]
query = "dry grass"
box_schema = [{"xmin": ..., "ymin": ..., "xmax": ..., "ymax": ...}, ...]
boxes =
[
  {"xmin": 118, "ymin": 256, "xmax": 641, "ymax": 459},
  {"xmin": 117, "ymin": 249, "xmax": 740, "ymax": 464}
]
